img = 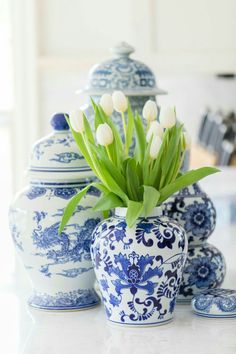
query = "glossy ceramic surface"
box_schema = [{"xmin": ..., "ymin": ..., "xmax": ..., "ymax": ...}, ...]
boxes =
[
  {"xmin": 9, "ymin": 113, "xmax": 102, "ymax": 310},
  {"xmin": 163, "ymin": 183, "xmax": 226, "ymax": 302},
  {"xmin": 84, "ymin": 42, "xmax": 165, "ymax": 96},
  {"xmin": 192, "ymin": 288, "xmax": 236, "ymax": 318},
  {"xmin": 90, "ymin": 208, "xmax": 187, "ymax": 326},
  {"xmin": 163, "ymin": 184, "xmax": 216, "ymax": 246},
  {"xmin": 179, "ymin": 243, "xmax": 226, "ymax": 301}
]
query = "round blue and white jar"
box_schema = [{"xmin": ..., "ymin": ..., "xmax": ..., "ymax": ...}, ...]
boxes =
[
  {"xmin": 90, "ymin": 207, "xmax": 188, "ymax": 326},
  {"xmin": 9, "ymin": 113, "xmax": 103, "ymax": 310},
  {"xmin": 163, "ymin": 183, "xmax": 216, "ymax": 247},
  {"xmin": 179, "ymin": 243, "xmax": 226, "ymax": 300},
  {"xmin": 163, "ymin": 183, "xmax": 226, "ymax": 302}
]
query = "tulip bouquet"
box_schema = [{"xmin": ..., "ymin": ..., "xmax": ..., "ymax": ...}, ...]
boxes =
[{"xmin": 59, "ymin": 91, "xmax": 219, "ymax": 231}]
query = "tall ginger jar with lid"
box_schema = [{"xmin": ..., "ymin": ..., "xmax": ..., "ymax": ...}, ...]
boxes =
[
  {"xmin": 9, "ymin": 113, "xmax": 102, "ymax": 310},
  {"xmin": 81, "ymin": 42, "xmax": 166, "ymax": 130},
  {"xmin": 81, "ymin": 42, "xmax": 189, "ymax": 169}
]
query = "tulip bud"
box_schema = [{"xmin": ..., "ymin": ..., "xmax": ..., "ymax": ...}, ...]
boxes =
[
  {"xmin": 142, "ymin": 100, "xmax": 158, "ymax": 122},
  {"xmin": 100, "ymin": 93, "xmax": 113, "ymax": 116},
  {"xmin": 150, "ymin": 136, "xmax": 162, "ymax": 160},
  {"xmin": 183, "ymin": 131, "xmax": 191, "ymax": 150},
  {"xmin": 159, "ymin": 107, "xmax": 176, "ymax": 128},
  {"xmin": 70, "ymin": 109, "xmax": 84, "ymax": 133},
  {"xmin": 96, "ymin": 123, "xmax": 114, "ymax": 146},
  {"xmin": 146, "ymin": 121, "xmax": 164, "ymax": 142},
  {"xmin": 112, "ymin": 90, "xmax": 128, "ymax": 113}
]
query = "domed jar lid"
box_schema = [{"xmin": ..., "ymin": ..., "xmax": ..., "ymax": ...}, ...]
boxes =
[
  {"xmin": 192, "ymin": 288, "xmax": 236, "ymax": 318},
  {"xmin": 83, "ymin": 42, "xmax": 166, "ymax": 96},
  {"xmin": 29, "ymin": 113, "xmax": 93, "ymax": 181}
]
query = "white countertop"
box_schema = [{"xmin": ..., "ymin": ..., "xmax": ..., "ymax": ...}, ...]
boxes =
[{"xmin": 1, "ymin": 218, "xmax": 236, "ymax": 354}]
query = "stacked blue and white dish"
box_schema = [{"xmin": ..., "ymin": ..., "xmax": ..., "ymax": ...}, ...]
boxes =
[{"xmin": 9, "ymin": 113, "xmax": 102, "ymax": 311}]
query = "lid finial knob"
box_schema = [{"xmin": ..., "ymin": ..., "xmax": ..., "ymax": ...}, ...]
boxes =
[
  {"xmin": 111, "ymin": 42, "xmax": 135, "ymax": 57},
  {"xmin": 50, "ymin": 113, "xmax": 70, "ymax": 131}
]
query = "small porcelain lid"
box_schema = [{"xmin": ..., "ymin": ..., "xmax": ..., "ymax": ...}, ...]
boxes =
[
  {"xmin": 29, "ymin": 113, "xmax": 93, "ymax": 181},
  {"xmin": 83, "ymin": 42, "xmax": 166, "ymax": 96},
  {"xmin": 192, "ymin": 288, "xmax": 236, "ymax": 318}
]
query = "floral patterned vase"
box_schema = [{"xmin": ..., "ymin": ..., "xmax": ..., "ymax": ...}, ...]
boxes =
[
  {"xmin": 163, "ymin": 183, "xmax": 226, "ymax": 302},
  {"xmin": 9, "ymin": 113, "xmax": 102, "ymax": 310},
  {"xmin": 90, "ymin": 207, "xmax": 188, "ymax": 326}
]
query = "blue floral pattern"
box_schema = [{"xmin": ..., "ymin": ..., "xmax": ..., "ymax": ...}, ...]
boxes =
[
  {"xmin": 26, "ymin": 187, "xmax": 47, "ymax": 200},
  {"xmin": 28, "ymin": 289, "xmax": 100, "ymax": 310},
  {"xmin": 25, "ymin": 184, "xmax": 100, "ymax": 201},
  {"xmin": 178, "ymin": 244, "xmax": 226, "ymax": 300},
  {"xmin": 91, "ymin": 214, "xmax": 187, "ymax": 325},
  {"xmin": 163, "ymin": 192, "xmax": 216, "ymax": 245},
  {"xmin": 185, "ymin": 256, "xmax": 217, "ymax": 288},
  {"xmin": 163, "ymin": 183, "xmax": 225, "ymax": 302},
  {"xmin": 192, "ymin": 289, "xmax": 236, "ymax": 317},
  {"xmin": 50, "ymin": 152, "xmax": 83, "ymax": 164}
]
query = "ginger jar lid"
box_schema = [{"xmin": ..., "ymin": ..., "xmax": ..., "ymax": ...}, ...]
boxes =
[
  {"xmin": 83, "ymin": 42, "xmax": 166, "ymax": 96},
  {"xmin": 192, "ymin": 288, "xmax": 236, "ymax": 318},
  {"xmin": 29, "ymin": 113, "xmax": 92, "ymax": 181}
]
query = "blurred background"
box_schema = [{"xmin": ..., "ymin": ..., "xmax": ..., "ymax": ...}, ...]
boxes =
[{"xmin": 1, "ymin": 0, "xmax": 236, "ymax": 309}]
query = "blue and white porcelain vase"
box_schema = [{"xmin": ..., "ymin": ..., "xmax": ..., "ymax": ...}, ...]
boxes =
[
  {"xmin": 163, "ymin": 183, "xmax": 226, "ymax": 302},
  {"xmin": 81, "ymin": 42, "xmax": 166, "ymax": 131},
  {"xmin": 9, "ymin": 113, "xmax": 103, "ymax": 310},
  {"xmin": 90, "ymin": 207, "xmax": 188, "ymax": 326}
]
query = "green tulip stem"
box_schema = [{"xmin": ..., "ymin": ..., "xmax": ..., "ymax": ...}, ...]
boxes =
[
  {"xmin": 81, "ymin": 132, "xmax": 104, "ymax": 183},
  {"xmin": 121, "ymin": 112, "xmax": 127, "ymax": 151},
  {"xmin": 105, "ymin": 146, "xmax": 112, "ymax": 162}
]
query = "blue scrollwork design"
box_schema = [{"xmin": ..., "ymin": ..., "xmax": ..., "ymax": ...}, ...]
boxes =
[
  {"xmin": 28, "ymin": 289, "xmax": 100, "ymax": 310},
  {"xmin": 193, "ymin": 289, "xmax": 236, "ymax": 316},
  {"xmin": 26, "ymin": 187, "xmax": 47, "ymax": 200},
  {"xmin": 50, "ymin": 152, "xmax": 83, "ymax": 164},
  {"xmin": 32, "ymin": 209, "xmax": 101, "ymax": 278}
]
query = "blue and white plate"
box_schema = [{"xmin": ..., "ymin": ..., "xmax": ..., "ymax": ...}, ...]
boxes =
[{"xmin": 192, "ymin": 288, "xmax": 236, "ymax": 318}]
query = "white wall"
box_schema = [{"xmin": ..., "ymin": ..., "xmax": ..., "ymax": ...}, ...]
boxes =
[{"xmin": 13, "ymin": 0, "xmax": 236, "ymax": 183}]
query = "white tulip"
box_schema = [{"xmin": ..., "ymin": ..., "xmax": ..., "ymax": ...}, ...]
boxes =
[
  {"xmin": 150, "ymin": 136, "xmax": 162, "ymax": 160},
  {"xmin": 70, "ymin": 109, "xmax": 84, "ymax": 133},
  {"xmin": 159, "ymin": 107, "xmax": 176, "ymax": 128},
  {"xmin": 112, "ymin": 90, "xmax": 128, "ymax": 113},
  {"xmin": 142, "ymin": 100, "xmax": 158, "ymax": 122},
  {"xmin": 96, "ymin": 123, "xmax": 114, "ymax": 146},
  {"xmin": 146, "ymin": 121, "xmax": 164, "ymax": 142},
  {"xmin": 183, "ymin": 131, "xmax": 191, "ymax": 150},
  {"xmin": 100, "ymin": 93, "xmax": 113, "ymax": 116}
]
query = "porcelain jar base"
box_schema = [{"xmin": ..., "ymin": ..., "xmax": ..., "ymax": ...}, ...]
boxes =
[
  {"xmin": 28, "ymin": 288, "xmax": 100, "ymax": 311},
  {"xmin": 108, "ymin": 316, "xmax": 173, "ymax": 327}
]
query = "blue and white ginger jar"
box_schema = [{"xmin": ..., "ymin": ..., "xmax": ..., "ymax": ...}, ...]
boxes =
[
  {"xmin": 9, "ymin": 113, "xmax": 102, "ymax": 310},
  {"xmin": 163, "ymin": 183, "xmax": 226, "ymax": 302},
  {"xmin": 80, "ymin": 41, "xmax": 190, "ymax": 170},
  {"xmin": 90, "ymin": 207, "xmax": 188, "ymax": 326},
  {"xmin": 81, "ymin": 41, "xmax": 166, "ymax": 130}
]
